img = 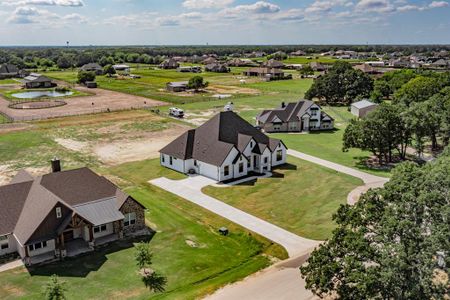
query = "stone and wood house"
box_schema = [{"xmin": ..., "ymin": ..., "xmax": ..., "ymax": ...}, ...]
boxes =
[
  {"xmin": 80, "ymin": 63, "xmax": 104, "ymax": 75},
  {"xmin": 160, "ymin": 111, "xmax": 287, "ymax": 181},
  {"xmin": 0, "ymin": 161, "xmax": 145, "ymax": 266},
  {"xmin": 0, "ymin": 64, "xmax": 19, "ymax": 79},
  {"xmin": 256, "ymin": 100, "xmax": 334, "ymax": 133}
]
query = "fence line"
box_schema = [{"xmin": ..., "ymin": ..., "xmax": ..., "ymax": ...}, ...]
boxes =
[{"xmin": 6, "ymin": 104, "xmax": 163, "ymax": 122}]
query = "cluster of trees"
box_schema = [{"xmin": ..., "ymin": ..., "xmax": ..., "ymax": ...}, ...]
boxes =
[
  {"xmin": 301, "ymin": 147, "xmax": 450, "ymax": 299},
  {"xmin": 344, "ymin": 72, "xmax": 450, "ymax": 162},
  {"xmin": 187, "ymin": 76, "xmax": 208, "ymax": 91},
  {"xmin": 1, "ymin": 45, "xmax": 449, "ymax": 71},
  {"xmin": 305, "ymin": 61, "xmax": 374, "ymax": 105}
]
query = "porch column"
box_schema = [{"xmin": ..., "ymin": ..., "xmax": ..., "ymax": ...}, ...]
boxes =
[
  {"xmin": 59, "ymin": 234, "xmax": 66, "ymax": 259},
  {"xmin": 88, "ymin": 225, "xmax": 95, "ymax": 249}
]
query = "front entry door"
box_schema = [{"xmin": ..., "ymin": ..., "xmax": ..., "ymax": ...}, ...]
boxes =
[{"xmin": 63, "ymin": 230, "xmax": 74, "ymax": 242}]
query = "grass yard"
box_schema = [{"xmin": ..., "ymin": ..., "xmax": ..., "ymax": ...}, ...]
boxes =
[
  {"xmin": 0, "ymin": 159, "xmax": 287, "ymax": 300},
  {"xmin": 204, "ymin": 156, "xmax": 362, "ymax": 240},
  {"xmin": 272, "ymin": 106, "xmax": 392, "ymax": 177},
  {"xmin": 0, "ymin": 78, "xmax": 19, "ymax": 85},
  {"xmin": 0, "ymin": 88, "xmax": 89, "ymax": 101}
]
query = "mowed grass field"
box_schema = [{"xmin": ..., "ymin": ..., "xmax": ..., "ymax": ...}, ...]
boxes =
[
  {"xmin": 272, "ymin": 106, "xmax": 392, "ymax": 177},
  {"xmin": 0, "ymin": 118, "xmax": 287, "ymax": 299},
  {"xmin": 203, "ymin": 156, "xmax": 362, "ymax": 240}
]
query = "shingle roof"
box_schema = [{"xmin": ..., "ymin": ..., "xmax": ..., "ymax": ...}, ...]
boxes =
[
  {"xmin": 0, "ymin": 181, "xmax": 32, "ymax": 236},
  {"xmin": 40, "ymin": 168, "xmax": 119, "ymax": 206},
  {"xmin": 161, "ymin": 111, "xmax": 282, "ymax": 166},
  {"xmin": 257, "ymin": 100, "xmax": 334, "ymax": 124},
  {"xmin": 0, "ymin": 167, "xmax": 135, "ymax": 244}
]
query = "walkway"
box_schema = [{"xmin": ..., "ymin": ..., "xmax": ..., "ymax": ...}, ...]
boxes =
[
  {"xmin": 287, "ymin": 149, "xmax": 389, "ymax": 205},
  {"xmin": 0, "ymin": 259, "xmax": 23, "ymax": 273},
  {"xmin": 149, "ymin": 175, "xmax": 320, "ymax": 258}
]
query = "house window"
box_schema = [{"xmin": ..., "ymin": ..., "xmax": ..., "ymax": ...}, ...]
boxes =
[
  {"xmin": 124, "ymin": 212, "xmax": 136, "ymax": 227},
  {"xmin": 224, "ymin": 165, "xmax": 230, "ymax": 176},
  {"xmin": 1, "ymin": 243, "xmax": 8, "ymax": 250},
  {"xmin": 162, "ymin": 155, "xmax": 165, "ymax": 163},
  {"xmin": 94, "ymin": 224, "xmax": 107, "ymax": 233},
  {"xmin": 276, "ymin": 150, "xmax": 283, "ymax": 161},
  {"xmin": 250, "ymin": 141, "xmax": 253, "ymax": 148},
  {"xmin": 194, "ymin": 160, "xmax": 197, "ymax": 167},
  {"xmin": 56, "ymin": 207, "xmax": 62, "ymax": 219},
  {"xmin": 239, "ymin": 163, "xmax": 244, "ymax": 173},
  {"xmin": 29, "ymin": 241, "xmax": 47, "ymax": 251},
  {"xmin": 247, "ymin": 160, "xmax": 251, "ymax": 168},
  {"xmin": 169, "ymin": 156, "xmax": 173, "ymax": 165},
  {"xmin": 264, "ymin": 157, "xmax": 268, "ymax": 164},
  {"xmin": 0, "ymin": 235, "xmax": 7, "ymax": 241}
]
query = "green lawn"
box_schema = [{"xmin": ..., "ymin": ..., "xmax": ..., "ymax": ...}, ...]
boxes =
[
  {"xmin": 0, "ymin": 158, "xmax": 287, "ymax": 300},
  {"xmin": 203, "ymin": 156, "xmax": 362, "ymax": 240},
  {"xmin": 0, "ymin": 78, "xmax": 19, "ymax": 85},
  {"xmin": 272, "ymin": 106, "xmax": 392, "ymax": 178},
  {"xmin": 0, "ymin": 113, "xmax": 288, "ymax": 299}
]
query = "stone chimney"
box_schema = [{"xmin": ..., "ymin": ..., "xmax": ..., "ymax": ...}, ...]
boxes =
[{"xmin": 51, "ymin": 157, "xmax": 61, "ymax": 173}]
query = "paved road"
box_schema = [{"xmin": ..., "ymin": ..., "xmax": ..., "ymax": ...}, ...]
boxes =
[{"xmin": 149, "ymin": 175, "xmax": 320, "ymax": 258}]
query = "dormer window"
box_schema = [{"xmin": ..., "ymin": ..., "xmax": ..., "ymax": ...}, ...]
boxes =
[{"xmin": 56, "ymin": 207, "xmax": 62, "ymax": 219}]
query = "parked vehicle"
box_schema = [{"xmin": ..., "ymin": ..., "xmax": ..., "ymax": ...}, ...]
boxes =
[{"xmin": 169, "ymin": 107, "xmax": 184, "ymax": 118}]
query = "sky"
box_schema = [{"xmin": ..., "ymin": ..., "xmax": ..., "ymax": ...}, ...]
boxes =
[{"xmin": 0, "ymin": 0, "xmax": 449, "ymax": 45}]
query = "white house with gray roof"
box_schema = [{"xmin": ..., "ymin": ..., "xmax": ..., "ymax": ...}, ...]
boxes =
[{"xmin": 160, "ymin": 111, "xmax": 287, "ymax": 181}]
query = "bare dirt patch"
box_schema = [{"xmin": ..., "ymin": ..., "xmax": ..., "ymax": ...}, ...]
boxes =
[
  {"xmin": 207, "ymin": 84, "xmax": 260, "ymax": 95},
  {"xmin": 54, "ymin": 124, "xmax": 189, "ymax": 165}
]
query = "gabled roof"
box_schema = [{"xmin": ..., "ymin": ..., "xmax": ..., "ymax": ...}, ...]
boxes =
[
  {"xmin": 0, "ymin": 64, "xmax": 19, "ymax": 74},
  {"xmin": 23, "ymin": 73, "xmax": 51, "ymax": 83},
  {"xmin": 0, "ymin": 167, "xmax": 135, "ymax": 244},
  {"xmin": 81, "ymin": 63, "xmax": 102, "ymax": 70},
  {"xmin": 161, "ymin": 111, "xmax": 283, "ymax": 166},
  {"xmin": 257, "ymin": 100, "xmax": 334, "ymax": 124}
]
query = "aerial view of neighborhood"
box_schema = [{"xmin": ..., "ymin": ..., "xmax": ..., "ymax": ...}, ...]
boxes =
[{"xmin": 0, "ymin": 0, "xmax": 449, "ymax": 299}]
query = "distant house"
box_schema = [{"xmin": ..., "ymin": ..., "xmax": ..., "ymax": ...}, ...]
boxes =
[
  {"xmin": 227, "ymin": 58, "xmax": 258, "ymax": 67},
  {"xmin": 353, "ymin": 64, "xmax": 379, "ymax": 74},
  {"xmin": 243, "ymin": 67, "xmax": 288, "ymax": 81},
  {"xmin": 0, "ymin": 161, "xmax": 146, "ymax": 266},
  {"xmin": 166, "ymin": 81, "xmax": 189, "ymax": 92},
  {"xmin": 22, "ymin": 73, "xmax": 54, "ymax": 89},
  {"xmin": 202, "ymin": 57, "xmax": 218, "ymax": 65},
  {"xmin": 160, "ymin": 111, "xmax": 287, "ymax": 181},
  {"xmin": 159, "ymin": 58, "xmax": 180, "ymax": 70},
  {"xmin": 290, "ymin": 50, "xmax": 306, "ymax": 56},
  {"xmin": 262, "ymin": 59, "xmax": 284, "ymax": 69},
  {"xmin": 351, "ymin": 99, "xmax": 378, "ymax": 118},
  {"xmin": 256, "ymin": 100, "xmax": 334, "ymax": 133},
  {"xmin": 431, "ymin": 59, "xmax": 449, "ymax": 69},
  {"xmin": 0, "ymin": 64, "xmax": 19, "ymax": 79},
  {"xmin": 112, "ymin": 64, "xmax": 131, "ymax": 72},
  {"xmin": 80, "ymin": 63, "xmax": 103, "ymax": 75},
  {"xmin": 177, "ymin": 66, "xmax": 202, "ymax": 73},
  {"xmin": 365, "ymin": 61, "xmax": 385, "ymax": 67},
  {"xmin": 205, "ymin": 63, "xmax": 230, "ymax": 73},
  {"xmin": 310, "ymin": 62, "xmax": 327, "ymax": 71}
]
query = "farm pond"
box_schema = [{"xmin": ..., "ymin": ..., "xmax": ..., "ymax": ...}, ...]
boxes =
[{"xmin": 11, "ymin": 90, "xmax": 73, "ymax": 99}]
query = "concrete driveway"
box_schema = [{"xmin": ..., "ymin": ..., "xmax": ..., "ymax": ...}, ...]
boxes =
[
  {"xmin": 287, "ymin": 149, "xmax": 389, "ymax": 205},
  {"xmin": 149, "ymin": 175, "xmax": 320, "ymax": 258}
]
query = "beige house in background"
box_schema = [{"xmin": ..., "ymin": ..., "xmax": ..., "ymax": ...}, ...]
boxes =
[{"xmin": 256, "ymin": 100, "xmax": 334, "ymax": 133}]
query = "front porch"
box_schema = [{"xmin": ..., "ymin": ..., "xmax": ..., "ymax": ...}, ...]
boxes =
[{"xmin": 65, "ymin": 233, "xmax": 119, "ymax": 257}]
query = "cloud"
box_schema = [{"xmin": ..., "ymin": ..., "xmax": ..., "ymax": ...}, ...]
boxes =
[
  {"xmin": 355, "ymin": 0, "xmax": 395, "ymax": 13},
  {"xmin": 429, "ymin": 1, "xmax": 448, "ymax": 8},
  {"xmin": 221, "ymin": 1, "xmax": 280, "ymax": 18},
  {"xmin": 2, "ymin": 0, "xmax": 84, "ymax": 6},
  {"xmin": 156, "ymin": 16, "xmax": 180, "ymax": 26},
  {"xmin": 182, "ymin": 0, "xmax": 234, "ymax": 9}
]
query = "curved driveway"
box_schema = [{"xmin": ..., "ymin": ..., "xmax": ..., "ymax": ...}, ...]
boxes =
[{"xmin": 150, "ymin": 175, "xmax": 320, "ymax": 258}]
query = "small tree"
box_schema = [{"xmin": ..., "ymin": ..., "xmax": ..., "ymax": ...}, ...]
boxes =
[
  {"xmin": 77, "ymin": 70, "xmax": 96, "ymax": 84},
  {"xmin": 135, "ymin": 242, "xmax": 167, "ymax": 293},
  {"xmin": 187, "ymin": 76, "xmax": 208, "ymax": 92},
  {"xmin": 44, "ymin": 275, "xmax": 67, "ymax": 300},
  {"xmin": 135, "ymin": 242, "xmax": 152, "ymax": 271},
  {"xmin": 299, "ymin": 65, "xmax": 314, "ymax": 77},
  {"xmin": 103, "ymin": 64, "xmax": 116, "ymax": 76}
]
